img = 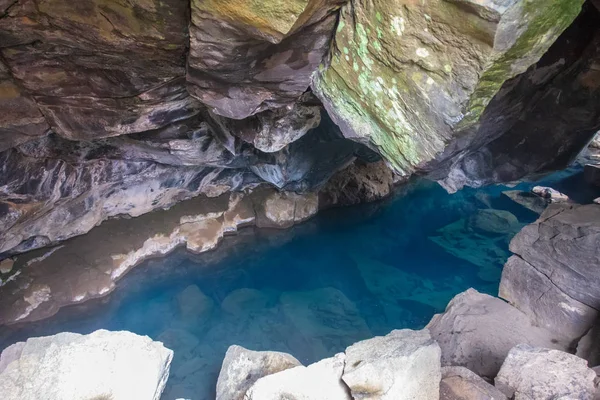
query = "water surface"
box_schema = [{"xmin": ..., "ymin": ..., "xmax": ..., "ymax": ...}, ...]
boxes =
[{"xmin": 1, "ymin": 170, "xmax": 596, "ymax": 400}]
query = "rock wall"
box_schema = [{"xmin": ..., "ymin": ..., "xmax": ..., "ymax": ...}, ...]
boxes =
[{"xmin": 1, "ymin": 0, "xmax": 600, "ymax": 257}]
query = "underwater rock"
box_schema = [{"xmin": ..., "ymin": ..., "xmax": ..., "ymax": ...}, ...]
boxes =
[
  {"xmin": 279, "ymin": 287, "xmax": 371, "ymax": 357},
  {"xmin": 468, "ymin": 209, "xmax": 521, "ymax": 235},
  {"xmin": 342, "ymin": 329, "xmax": 441, "ymax": 400},
  {"xmin": 501, "ymin": 190, "xmax": 548, "ymax": 215},
  {"xmin": 216, "ymin": 345, "xmax": 302, "ymax": 400},
  {"xmin": 0, "ymin": 329, "xmax": 173, "ymax": 400},
  {"xmin": 428, "ymin": 219, "xmax": 510, "ymax": 269},
  {"xmin": 176, "ymin": 284, "xmax": 214, "ymax": 321},
  {"xmin": 440, "ymin": 366, "xmax": 507, "ymax": 400},
  {"xmin": 500, "ymin": 255, "xmax": 597, "ymax": 341},
  {"xmin": 221, "ymin": 288, "xmax": 271, "ymax": 315},
  {"xmin": 532, "ymin": 186, "xmax": 570, "ymax": 203},
  {"xmin": 495, "ymin": 345, "xmax": 596, "ymax": 400},
  {"xmin": 313, "ymin": 0, "xmax": 586, "ymax": 178},
  {"xmin": 585, "ymin": 164, "xmax": 600, "ymax": 187},
  {"xmin": 245, "ymin": 352, "xmax": 350, "ymax": 400},
  {"xmin": 427, "ymin": 289, "xmax": 567, "ymax": 378}
]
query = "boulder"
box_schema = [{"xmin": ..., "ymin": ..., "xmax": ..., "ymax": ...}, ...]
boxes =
[
  {"xmin": 507, "ymin": 204, "xmax": 600, "ymax": 312},
  {"xmin": 255, "ymin": 191, "xmax": 319, "ymax": 228},
  {"xmin": 221, "ymin": 288, "xmax": 270, "ymax": 315},
  {"xmin": 501, "ymin": 191, "xmax": 548, "ymax": 215},
  {"xmin": 0, "ymin": 329, "xmax": 173, "ymax": 400},
  {"xmin": 279, "ymin": 287, "xmax": 371, "ymax": 358},
  {"xmin": 500, "ymin": 255, "xmax": 597, "ymax": 341},
  {"xmin": 176, "ymin": 284, "xmax": 214, "ymax": 320},
  {"xmin": 342, "ymin": 329, "xmax": 441, "ymax": 400},
  {"xmin": 495, "ymin": 345, "xmax": 596, "ymax": 400},
  {"xmin": 532, "ymin": 186, "xmax": 570, "ymax": 203},
  {"xmin": 440, "ymin": 366, "xmax": 507, "ymax": 400},
  {"xmin": 468, "ymin": 209, "xmax": 521, "ymax": 235},
  {"xmin": 426, "ymin": 289, "xmax": 567, "ymax": 378},
  {"xmin": 216, "ymin": 345, "xmax": 302, "ymax": 400},
  {"xmin": 245, "ymin": 352, "xmax": 350, "ymax": 400}
]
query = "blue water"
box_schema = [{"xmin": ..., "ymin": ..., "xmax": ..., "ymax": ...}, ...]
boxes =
[{"xmin": 0, "ymin": 170, "xmax": 597, "ymax": 400}]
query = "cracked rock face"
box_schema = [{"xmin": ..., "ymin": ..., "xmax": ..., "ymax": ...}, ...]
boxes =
[{"xmin": 499, "ymin": 203, "xmax": 600, "ymax": 342}]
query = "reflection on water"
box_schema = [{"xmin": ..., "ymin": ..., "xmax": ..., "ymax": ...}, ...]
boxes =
[{"xmin": 0, "ymin": 170, "xmax": 596, "ymax": 400}]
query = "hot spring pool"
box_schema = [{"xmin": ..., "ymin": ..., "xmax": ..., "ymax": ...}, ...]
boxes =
[{"xmin": 0, "ymin": 170, "xmax": 595, "ymax": 399}]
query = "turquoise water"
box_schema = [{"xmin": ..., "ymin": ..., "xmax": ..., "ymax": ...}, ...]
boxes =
[{"xmin": 0, "ymin": 171, "xmax": 596, "ymax": 399}]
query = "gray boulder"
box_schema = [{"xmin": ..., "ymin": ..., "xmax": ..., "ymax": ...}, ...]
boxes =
[
  {"xmin": 504, "ymin": 204, "xmax": 600, "ymax": 336},
  {"xmin": 500, "ymin": 255, "xmax": 597, "ymax": 341},
  {"xmin": 495, "ymin": 345, "xmax": 596, "ymax": 400},
  {"xmin": 440, "ymin": 366, "xmax": 507, "ymax": 400},
  {"xmin": 216, "ymin": 345, "xmax": 302, "ymax": 400},
  {"xmin": 0, "ymin": 329, "xmax": 173, "ymax": 400},
  {"xmin": 468, "ymin": 209, "xmax": 521, "ymax": 235},
  {"xmin": 501, "ymin": 190, "xmax": 548, "ymax": 215},
  {"xmin": 342, "ymin": 329, "xmax": 441, "ymax": 400},
  {"xmin": 427, "ymin": 289, "xmax": 567, "ymax": 378},
  {"xmin": 244, "ymin": 353, "xmax": 350, "ymax": 400}
]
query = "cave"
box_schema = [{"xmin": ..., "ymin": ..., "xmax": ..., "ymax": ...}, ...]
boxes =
[{"xmin": 1, "ymin": 0, "xmax": 600, "ymax": 399}]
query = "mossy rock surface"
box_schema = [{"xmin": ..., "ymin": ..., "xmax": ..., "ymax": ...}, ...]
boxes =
[{"xmin": 313, "ymin": 0, "xmax": 585, "ymax": 176}]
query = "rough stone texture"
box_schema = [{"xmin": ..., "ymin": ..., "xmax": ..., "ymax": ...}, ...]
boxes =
[
  {"xmin": 314, "ymin": 0, "xmax": 586, "ymax": 177},
  {"xmin": 0, "ymin": 60, "xmax": 48, "ymax": 151},
  {"xmin": 255, "ymin": 190, "xmax": 319, "ymax": 228},
  {"xmin": 440, "ymin": 366, "xmax": 507, "ymax": 400},
  {"xmin": 426, "ymin": 289, "xmax": 567, "ymax": 378},
  {"xmin": 505, "ymin": 204, "xmax": 600, "ymax": 319},
  {"xmin": 216, "ymin": 345, "xmax": 302, "ymax": 400},
  {"xmin": 319, "ymin": 160, "xmax": 394, "ymax": 207},
  {"xmin": 342, "ymin": 329, "xmax": 441, "ymax": 400},
  {"xmin": 495, "ymin": 345, "xmax": 596, "ymax": 400},
  {"xmin": 500, "ymin": 255, "xmax": 598, "ymax": 341},
  {"xmin": 0, "ymin": 116, "xmax": 378, "ymax": 256},
  {"xmin": 245, "ymin": 352, "xmax": 350, "ymax": 400},
  {"xmin": 0, "ymin": 0, "xmax": 194, "ymax": 140},
  {"xmin": 0, "ymin": 329, "xmax": 173, "ymax": 400},
  {"xmin": 187, "ymin": 0, "xmax": 345, "ymax": 119},
  {"xmin": 436, "ymin": 6, "xmax": 600, "ymax": 190}
]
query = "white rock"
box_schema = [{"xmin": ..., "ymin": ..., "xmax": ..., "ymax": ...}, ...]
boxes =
[
  {"xmin": 532, "ymin": 186, "xmax": 569, "ymax": 203},
  {"xmin": 245, "ymin": 353, "xmax": 350, "ymax": 400},
  {"xmin": 495, "ymin": 344, "xmax": 596, "ymax": 400},
  {"xmin": 342, "ymin": 329, "xmax": 441, "ymax": 400},
  {"xmin": 440, "ymin": 366, "xmax": 507, "ymax": 400},
  {"xmin": 0, "ymin": 329, "xmax": 173, "ymax": 400},
  {"xmin": 216, "ymin": 345, "xmax": 302, "ymax": 400}
]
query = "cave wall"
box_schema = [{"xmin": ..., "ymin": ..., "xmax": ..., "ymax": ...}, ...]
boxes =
[{"xmin": 1, "ymin": 0, "xmax": 600, "ymax": 257}]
